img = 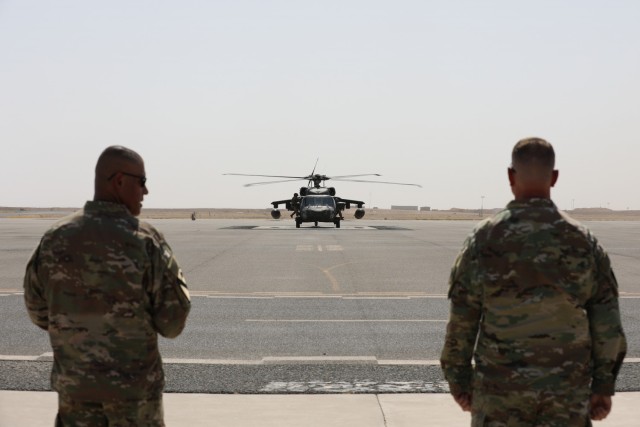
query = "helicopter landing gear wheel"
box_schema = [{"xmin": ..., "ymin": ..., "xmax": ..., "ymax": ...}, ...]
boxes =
[
  {"xmin": 335, "ymin": 220, "xmax": 340, "ymax": 228},
  {"xmin": 314, "ymin": 221, "xmax": 318, "ymax": 227},
  {"xmin": 296, "ymin": 219, "xmax": 301, "ymax": 228}
]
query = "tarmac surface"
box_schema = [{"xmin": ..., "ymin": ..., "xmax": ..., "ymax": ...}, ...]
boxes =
[
  {"xmin": 2, "ymin": 391, "xmax": 640, "ymax": 426},
  {"xmin": 1, "ymin": 218, "xmax": 639, "ymax": 426}
]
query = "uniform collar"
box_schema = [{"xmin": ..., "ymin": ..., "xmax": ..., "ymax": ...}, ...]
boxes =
[
  {"xmin": 84, "ymin": 201, "xmax": 138, "ymax": 227},
  {"xmin": 506, "ymin": 198, "xmax": 556, "ymax": 210}
]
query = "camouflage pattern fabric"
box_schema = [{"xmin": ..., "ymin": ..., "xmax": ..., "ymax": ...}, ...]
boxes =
[
  {"xmin": 441, "ymin": 198, "xmax": 626, "ymax": 400},
  {"xmin": 24, "ymin": 200, "xmax": 191, "ymax": 403},
  {"xmin": 56, "ymin": 395, "xmax": 164, "ymax": 427},
  {"xmin": 471, "ymin": 388, "xmax": 591, "ymax": 427}
]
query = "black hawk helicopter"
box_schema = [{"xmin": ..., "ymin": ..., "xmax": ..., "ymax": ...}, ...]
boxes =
[{"xmin": 224, "ymin": 161, "xmax": 421, "ymax": 228}]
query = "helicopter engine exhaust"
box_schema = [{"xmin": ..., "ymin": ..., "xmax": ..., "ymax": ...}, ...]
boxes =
[
  {"xmin": 354, "ymin": 208, "xmax": 365, "ymax": 219},
  {"xmin": 271, "ymin": 209, "xmax": 281, "ymax": 219}
]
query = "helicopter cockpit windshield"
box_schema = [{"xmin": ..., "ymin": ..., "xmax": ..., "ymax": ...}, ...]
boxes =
[{"xmin": 301, "ymin": 196, "xmax": 336, "ymax": 208}]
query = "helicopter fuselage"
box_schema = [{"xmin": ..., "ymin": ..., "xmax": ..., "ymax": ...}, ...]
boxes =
[
  {"xmin": 296, "ymin": 195, "xmax": 340, "ymax": 227},
  {"xmin": 270, "ymin": 188, "xmax": 365, "ymax": 227}
]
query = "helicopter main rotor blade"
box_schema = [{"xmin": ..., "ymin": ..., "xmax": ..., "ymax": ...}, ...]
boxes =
[
  {"xmin": 330, "ymin": 178, "xmax": 422, "ymax": 188},
  {"xmin": 329, "ymin": 174, "xmax": 382, "ymax": 179},
  {"xmin": 244, "ymin": 178, "xmax": 307, "ymax": 187},
  {"xmin": 224, "ymin": 173, "xmax": 308, "ymax": 179}
]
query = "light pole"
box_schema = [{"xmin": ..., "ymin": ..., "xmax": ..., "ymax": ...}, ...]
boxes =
[{"xmin": 480, "ymin": 196, "xmax": 485, "ymax": 217}]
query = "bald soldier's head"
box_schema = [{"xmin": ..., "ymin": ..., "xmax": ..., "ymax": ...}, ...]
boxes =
[
  {"xmin": 94, "ymin": 146, "xmax": 148, "ymax": 216},
  {"xmin": 508, "ymin": 138, "xmax": 558, "ymax": 201}
]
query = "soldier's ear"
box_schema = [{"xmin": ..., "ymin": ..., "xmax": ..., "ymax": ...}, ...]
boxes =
[
  {"xmin": 110, "ymin": 172, "xmax": 126, "ymax": 190},
  {"xmin": 551, "ymin": 170, "xmax": 559, "ymax": 187},
  {"xmin": 508, "ymin": 168, "xmax": 516, "ymax": 186}
]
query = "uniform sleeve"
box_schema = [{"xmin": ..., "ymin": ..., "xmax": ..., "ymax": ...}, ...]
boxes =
[
  {"xmin": 440, "ymin": 235, "xmax": 483, "ymax": 395},
  {"xmin": 148, "ymin": 237, "xmax": 191, "ymax": 338},
  {"xmin": 23, "ymin": 242, "xmax": 49, "ymax": 330},
  {"xmin": 587, "ymin": 242, "xmax": 627, "ymax": 395}
]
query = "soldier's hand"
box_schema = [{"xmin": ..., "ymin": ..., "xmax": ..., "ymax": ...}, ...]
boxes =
[
  {"xmin": 589, "ymin": 394, "xmax": 612, "ymax": 421},
  {"xmin": 453, "ymin": 392, "xmax": 472, "ymax": 412}
]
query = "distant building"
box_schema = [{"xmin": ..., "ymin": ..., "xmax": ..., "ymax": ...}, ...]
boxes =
[
  {"xmin": 390, "ymin": 205, "xmax": 418, "ymax": 211},
  {"xmin": 419, "ymin": 206, "xmax": 431, "ymax": 211}
]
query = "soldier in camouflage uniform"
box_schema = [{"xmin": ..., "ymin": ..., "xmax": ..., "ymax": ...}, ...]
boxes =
[
  {"xmin": 24, "ymin": 146, "xmax": 191, "ymax": 426},
  {"xmin": 290, "ymin": 192, "xmax": 300, "ymax": 217},
  {"xmin": 440, "ymin": 138, "xmax": 626, "ymax": 426}
]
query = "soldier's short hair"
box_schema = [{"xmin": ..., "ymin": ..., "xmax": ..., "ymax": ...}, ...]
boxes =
[
  {"xmin": 511, "ymin": 138, "xmax": 555, "ymax": 171},
  {"xmin": 96, "ymin": 146, "xmax": 143, "ymax": 172}
]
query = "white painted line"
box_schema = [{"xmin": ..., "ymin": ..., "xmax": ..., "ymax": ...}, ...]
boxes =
[
  {"xmin": 3, "ymin": 354, "xmax": 639, "ymax": 366},
  {"xmin": 343, "ymin": 296, "xmax": 410, "ymax": 300},
  {"xmin": 163, "ymin": 358, "xmax": 263, "ymax": 365},
  {"xmin": 205, "ymin": 296, "xmax": 274, "ymax": 300},
  {"xmin": 263, "ymin": 356, "xmax": 377, "ymax": 364},
  {"xmin": 296, "ymin": 245, "xmax": 314, "ymax": 251},
  {"xmin": 378, "ymin": 359, "xmax": 441, "ymax": 365},
  {"xmin": 245, "ymin": 319, "xmax": 448, "ymax": 323},
  {"xmin": 0, "ymin": 289, "xmax": 22, "ymax": 293},
  {"xmin": 274, "ymin": 295, "xmax": 343, "ymax": 299},
  {"xmin": 317, "ymin": 245, "xmax": 323, "ymax": 252},
  {"xmin": 0, "ymin": 352, "xmax": 53, "ymax": 361},
  {"xmin": 0, "ymin": 355, "xmax": 39, "ymax": 361},
  {"xmin": 326, "ymin": 245, "xmax": 343, "ymax": 251},
  {"xmin": 186, "ymin": 292, "xmax": 447, "ymax": 299}
]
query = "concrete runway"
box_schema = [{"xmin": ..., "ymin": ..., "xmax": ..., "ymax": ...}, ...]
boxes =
[{"xmin": 1, "ymin": 218, "xmax": 639, "ymax": 393}]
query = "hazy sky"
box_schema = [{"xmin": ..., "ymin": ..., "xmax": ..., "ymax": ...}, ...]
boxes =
[{"xmin": 1, "ymin": 1, "xmax": 638, "ymax": 210}]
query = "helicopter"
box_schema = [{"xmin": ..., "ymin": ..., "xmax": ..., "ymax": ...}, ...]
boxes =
[{"xmin": 224, "ymin": 161, "xmax": 421, "ymax": 228}]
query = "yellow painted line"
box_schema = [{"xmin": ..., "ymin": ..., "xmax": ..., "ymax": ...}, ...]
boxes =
[
  {"xmin": 318, "ymin": 261, "xmax": 358, "ymax": 293},
  {"xmin": 321, "ymin": 268, "xmax": 341, "ymax": 292}
]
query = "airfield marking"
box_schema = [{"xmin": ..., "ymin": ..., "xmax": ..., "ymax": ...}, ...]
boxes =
[
  {"xmin": 0, "ymin": 352, "xmax": 52, "ymax": 361},
  {"xmin": 0, "ymin": 354, "xmax": 441, "ymax": 365},
  {"xmin": 316, "ymin": 261, "xmax": 357, "ymax": 293},
  {"xmin": 296, "ymin": 245, "xmax": 343, "ymax": 251},
  {"xmin": 0, "ymin": 355, "xmax": 39, "ymax": 361},
  {"xmin": 245, "ymin": 319, "xmax": 447, "ymax": 323},
  {"xmin": 5, "ymin": 289, "xmax": 640, "ymax": 299},
  {"xmin": 198, "ymin": 294, "xmax": 442, "ymax": 300},
  {"xmin": 322, "ymin": 267, "xmax": 341, "ymax": 292},
  {"xmin": 263, "ymin": 356, "xmax": 377, "ymax": 364},
  {"xmin": 3, "ymin": 354, "xmax": 637, "ymax": 365},
  {"xmin": 193, "ymin": 292, "xmax": 443, "ymax": 299},
  {"xmin": 259, "ymin": 380, "xmax": 450, "ymax": 393}
]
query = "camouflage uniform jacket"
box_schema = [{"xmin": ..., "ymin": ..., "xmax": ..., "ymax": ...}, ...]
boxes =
[
  {"xmin": 440, "ymin": 198, "xmax": 626, "ymax": 396},
  {"xmin": 24, "ymin": 201, "xmax": 191, "ymax": 402}
]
